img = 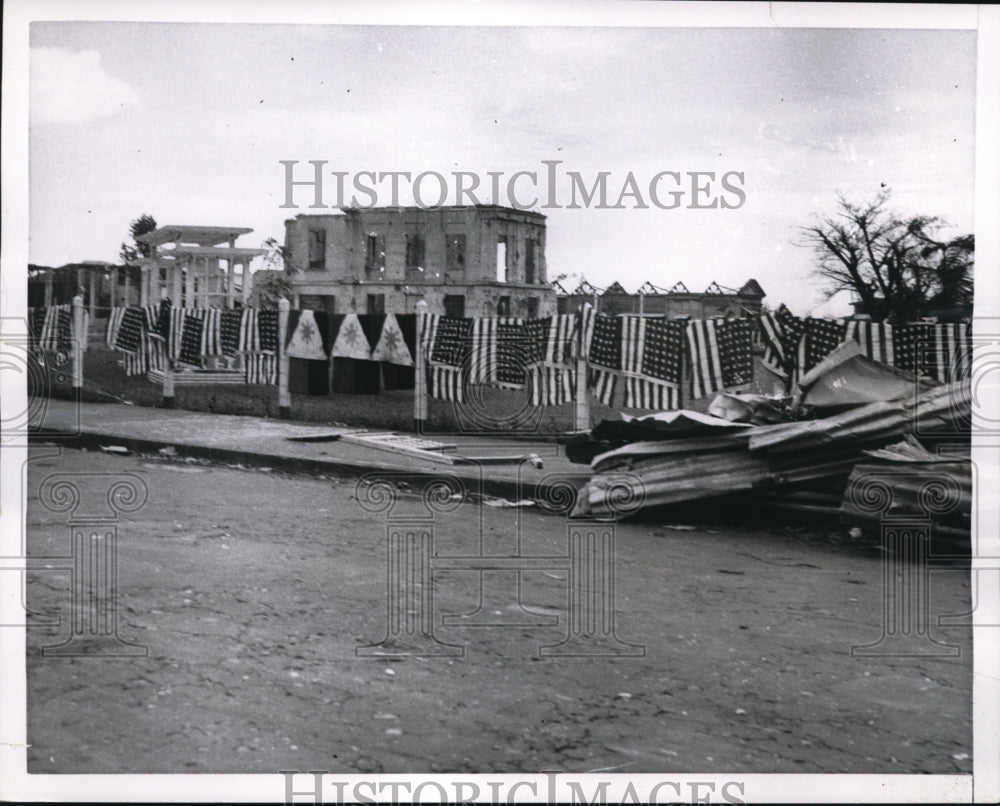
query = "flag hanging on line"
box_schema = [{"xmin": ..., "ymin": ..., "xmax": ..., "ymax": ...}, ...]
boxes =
[{"xmin": 370, "ymin": 313, "xmax": 414, "ymax": 366}]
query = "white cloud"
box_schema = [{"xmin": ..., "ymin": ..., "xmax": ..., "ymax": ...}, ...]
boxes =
[{"xmin": 30, "ymin": 47, "xmax": 138, "ymax": 125}]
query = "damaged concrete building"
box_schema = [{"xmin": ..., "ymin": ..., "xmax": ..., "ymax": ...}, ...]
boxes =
[{"xmin": 284, "ymin": 206, "xmax": 555, "ymax": 318}]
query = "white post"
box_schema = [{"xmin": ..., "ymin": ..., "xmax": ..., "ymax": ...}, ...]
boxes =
[
  {"xmin": 414, "ymin": 299, "xmax": 428, "ymax": 430},
  {"xmin": 574, "ymin": 303, "xmax": 590, "ymax": 432},
  {"xmin": 71, "ymin": 294, "xmax": 84, "ymax": 396},
  {"xmin": 278, "ymin": 297, "xmax": 291, "ymax": 418}
]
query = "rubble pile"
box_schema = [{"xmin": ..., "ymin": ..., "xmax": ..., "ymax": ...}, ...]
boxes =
[{"xmin": 569, "ymin": 344, "xmax": 972, "ymax": 537}]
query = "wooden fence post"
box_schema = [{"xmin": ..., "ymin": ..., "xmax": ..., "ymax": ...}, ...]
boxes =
[
  {"xmin": 278, "ymin": 297, "xmax": 291, "ymax": 419},
  {"xmin": 414, "ymin": 299, "xmax": 428, "ymax": 431},
  {"xmin": 71, "ymin": 294, "xmax": 84, "ymax": 398}
]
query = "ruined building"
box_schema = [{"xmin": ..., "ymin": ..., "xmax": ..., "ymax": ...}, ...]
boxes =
[{"xmin": 284, "ymin": 206, "xmax": 555, "ymax": 318}]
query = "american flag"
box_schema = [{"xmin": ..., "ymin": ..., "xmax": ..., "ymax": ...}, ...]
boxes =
[
  {"xmin": 238, "ymin": 308, "xmax": 260, "ymax": 353},
  {"xmin": 640, "ymin": 318, "xmax": 685, "ymax": 386},
  {"xmin": 156, "ymin": 298, "xmax": 173, "ymax": 342},
  {"xmin": 686, "ymin": 318, "xmax": 754, "ymax": 399},
  {"xmin": 587, "ymin": 312, "xmax": 622, "ymax": 406},
  {"xmin": 623, "ymin": 376, "xmax": 679, "ymax": 411},
  {"xmin": 896, "ymin": 322, "xmax": 972, "ymax": 383},
  {"xmin": 257, "ymin": 310, "xmax": 279, "ymax": 353},
  {"xmin": 619, "ymin": 315, "xmax": 681, "ymax": 410},
  {"xmin": 244, "ymin": 352, "xmax": 276, "ymax": 385},
  {"xmin": 105, "ymin": 308, "xmax": 125, "ymax": 347},
  {"xmin": 797, "ymin": 317, "xmax": 847, "ymax": 375},
  {"xmin": 429, "ymin": 316, "xmax": 471, "ymax": 367},
  {"xmin": 425, "ymin": 315, "xmax": 471, "ymax": 402},
  {"xmin": 759, "ymin": 309, "xmax": 787, "ymax": 377},
  {"xmin": 846, "ymin": 320, "xmax": 894, "ymax": 365},
  {"xmin": 524, "ymin": 315, "xmax": 576, "ymax": 407},
  {"xmin": 496, "ymin": 318, "xmax": 527, "ymax": 386},
  {"xmin": 522, "ymin": 316, "xmax": 550, "ymax": 367},
  {"xmin": 219, "ymin": 310, "xmax": 243, "ymax": 357},
  {"xmin": 468, "ymin": 317, "xmax": 498, "ymax": 383},
  {"xmin": 466, "ymin": 317, "xmax": 527, "ymax": 387},
  {"xmin": 429, "ymin": 365, "xmax": 463, "ymax": 402},
  {"xmin": 178, "ymin": 311, "xmax": 205, "ymax": 367},
  {"xmin": 528, "ymin": 365, "xmax": 576, "ymax": 406},
  {"xmin": 200, "ymin": 309, "xmax": 222, "ymax": 356},
  {"xmin": 55, "ymin": 307, "xmax": 74, "ymax": 353},
  {"xmin": 588, "ymin": 367, "xmax": 617, "ymax": 406},
  {"xmin": 115, "ymin": 308, "xmax": 145, "ymax": 354}
]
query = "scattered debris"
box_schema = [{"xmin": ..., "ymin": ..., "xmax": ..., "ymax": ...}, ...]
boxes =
[
  {"xmin": 482, "ymin": 497, "xmax": 536, "ymax": 509},
  {"xmin": 570, "ymin": 378, "xmax": 971, "ymax": 537}
]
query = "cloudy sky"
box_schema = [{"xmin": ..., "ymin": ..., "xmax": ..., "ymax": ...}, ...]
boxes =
[{"xmin": 26, "ymin": 11, "xmax": 978, "ymax": 315}]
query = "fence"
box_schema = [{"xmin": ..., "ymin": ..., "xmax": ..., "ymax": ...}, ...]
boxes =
[{"xmin": 28, "ymin": 297, "xmax": 972, "ymax": 431}]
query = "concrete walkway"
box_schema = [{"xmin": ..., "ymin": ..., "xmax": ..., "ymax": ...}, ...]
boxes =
[{"xmin": 33, "ymin": 399, "xmax": 593, "ymax": 503}]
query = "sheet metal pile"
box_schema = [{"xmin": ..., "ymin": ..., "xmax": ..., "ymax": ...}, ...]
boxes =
[{"xmin": 569, "ymin": 343, "xmax": 971, "ymax": 535}]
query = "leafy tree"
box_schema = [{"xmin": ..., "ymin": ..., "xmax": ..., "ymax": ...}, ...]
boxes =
[
  {"xmin": 800, "ymin": 190, "xmax": 973, "ymax": 322},
  {"xmin": 247, "ymin": 237, "xmax": 295, "ymax": 309},
  {"xmin": 119, "ymin": 214, "xmax": 158, "ymax": 265}
]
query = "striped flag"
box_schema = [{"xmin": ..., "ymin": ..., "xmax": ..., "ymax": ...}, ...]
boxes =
[
  {"xmin": 846, "ymin": 320, "xmax": 895, "ymax": 365},
  {"xmin": 106, "ymin": 307, "xmax": 125, "ymax": 348},
  {"xmin": 759, "ymin": 309, "xmax": 787, "ymax": 377},
  {"xmin": 238, "ymin": 308, "xmax": 260, "ymax": 353},
  {"xmin": 588, "ymin": 367, "xmax": 617, "ymax": 406},
  {"xmin": 429, "ymin": 365, "xmax": 464, "ymax": 402},
  {"xmin": 114, "ymin": 308, "xmax": 145, "ymax": 354},
  {"xmin": 200, "ymin": 309, "xmax": 222, "ymax": 356},
  {"xmin": 930, "ymin": 323, "xmax": 972, "ymax": 382},
  {"xmin": 797, "ymin": 317, "xmax": 848, "ymax": 376},
  {"xmin": 686, "ymin": 318, "xmax": 754, "ymax": 399},
  {"xmin": 244, "ymin": 352, "xmax": 277, "ymax": 385},
  {"xmin": 623, "ymin": 376, "xmax": 679, "ymax": 411},
  {"xmin": 528, "ymin": 365, "xmax": 576, "ymax": 406},
  {"xmin": 468, "ymin": 316, "xmax": 498, "ymax": 383}
]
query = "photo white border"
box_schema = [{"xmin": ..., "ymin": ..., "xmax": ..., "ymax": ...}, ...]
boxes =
[{"xmin": 2, "ymin": 2, "xmax": 997, "ymax": 803}]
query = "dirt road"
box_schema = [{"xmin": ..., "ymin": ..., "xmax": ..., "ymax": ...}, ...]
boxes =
[{"xmin": 25, "ymin": 446, "xmax": 972, "ymax": 774}]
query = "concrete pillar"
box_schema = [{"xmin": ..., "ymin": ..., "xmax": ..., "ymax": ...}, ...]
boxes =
[
  {"xmin": 414, "ymin": 299, "xmax": 428, "ymax": 429},
  {"xmin": 71, "ymin": 295, "xmax": 84, "ymax": 395},
  {"xmin": 573, "ymin": 303, "xmax": 590, "ymax": 432},
  {"xmin": 241, "ymin": 260, "xmax": 250, "ymax": 305},
  {"xmin": 277, "ymin": 297, "xmax": 291, "ymax": 418},
  {"xmin": 184, "ymin": 258, "xmax": 194, "ymax": 310},
  {"xmin": 226, "ymin": 258, "xmax": 234, "ymax": 309},
  {"xmin": 88, "ymin": 271, "xmax": 97, "ymax": 316},
  {"xmin": 111, "ymin": 267, "xmax": 120, "ymax": 307}
]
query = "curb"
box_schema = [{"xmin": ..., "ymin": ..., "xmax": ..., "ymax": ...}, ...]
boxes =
[{"xmin": 32, "ymin": 429, "xmax": 575, "ymax": 507}]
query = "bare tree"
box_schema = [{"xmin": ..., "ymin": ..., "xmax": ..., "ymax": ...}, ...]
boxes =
[{"xmin": 800, "ymin": 190, "xmax": 973, "ymax": 322}]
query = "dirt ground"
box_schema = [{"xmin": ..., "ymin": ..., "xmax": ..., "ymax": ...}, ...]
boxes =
[{"xmin": 24, "ymin": 445, "xmax": 972, "ymax": 775}]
